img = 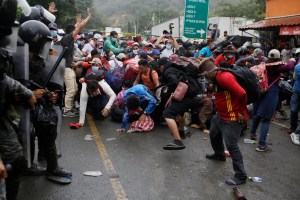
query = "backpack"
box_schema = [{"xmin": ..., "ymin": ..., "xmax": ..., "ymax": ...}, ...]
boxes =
[
  {"xmin": 209, "ymin": 67, "xmax": 261, "ymax": 104},
  {"xmin": 111, "ymin": 61, "xmax": 125, "ymax": 93},
  {"xmin": 250, "ymin": 62, "xmax": 283, "ymax": 93},
  {"xmin": 171, "ymin": 57, "xmax": 203, "ymax": 97}
]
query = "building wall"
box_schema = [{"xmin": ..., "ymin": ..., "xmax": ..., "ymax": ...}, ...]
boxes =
[
  {"xmin": 151, "ymin": 17, "xmax": 184, "ymax": 38},
  {"xmin": 266, "ymin": 0, "xmax": 300, "ymax": 19}
]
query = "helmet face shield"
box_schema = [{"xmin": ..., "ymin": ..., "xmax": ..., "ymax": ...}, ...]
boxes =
[{"xmin": 39, "ymin": 40, "xmax": 51, "ymax": 59}]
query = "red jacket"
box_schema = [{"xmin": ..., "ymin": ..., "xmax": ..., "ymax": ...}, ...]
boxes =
[
  {"xmin": 214, "ymin": 54, "xmax": 235, "ymax": 67},
  {"xmin": 214, "ymin": 71, "xmax": 248, "ymax": 121}
]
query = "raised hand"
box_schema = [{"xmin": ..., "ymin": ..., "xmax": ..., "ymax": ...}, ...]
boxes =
[{"xmin": 48, "ymin": 2, "xmax": 58, "ymax": 13}]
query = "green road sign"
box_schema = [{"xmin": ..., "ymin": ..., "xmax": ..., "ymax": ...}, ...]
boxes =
[{"xmin": 184, "ymin": 0, "xmax": 210, "ymax": 39}]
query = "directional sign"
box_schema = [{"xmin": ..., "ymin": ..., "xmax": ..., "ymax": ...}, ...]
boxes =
[{"xmin": 184, "ymin": 0, "xmax": 210, "ymax": 39}]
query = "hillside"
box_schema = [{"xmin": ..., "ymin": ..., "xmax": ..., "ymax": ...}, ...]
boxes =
[{"xmin": 94, "ymin": 0, "xmax": 247, "ymax": 32}]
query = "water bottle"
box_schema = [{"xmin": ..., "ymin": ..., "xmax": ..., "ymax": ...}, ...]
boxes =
[
  {"xmin": 243, "ymin": 139, "xmax": 256, "ymax": 144},
  {"xmin": 248, "ymin": 177, "xmax": 262, "ymax": 182}
]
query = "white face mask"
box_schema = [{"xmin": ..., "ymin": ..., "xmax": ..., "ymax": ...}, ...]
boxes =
[
  {"xmin": 133, "ymin": 50, "xmax": 138, "ymax": 55},
  {"xmin": 179, "ymin": 45, "xmax": 183, "ymax": 48},
  {"xmin": 110, "ymin": 55, "xmax": 116, "ymax": 60},
  {"xmin": 147, "ymin": 51, "xmax": 152, "ymax": 54},
  {"xmin": 166, "ymin": 45, "xmax": 172, "ymax": 50}
]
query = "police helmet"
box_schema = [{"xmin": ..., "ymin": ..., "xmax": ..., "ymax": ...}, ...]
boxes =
[
  {"xmin": 19, "ymin": 20, "xmax": 52, "ymax": 59},
  {"xmin": 0, "ymin": 0, "xmax": 18, "ymax": 39}
]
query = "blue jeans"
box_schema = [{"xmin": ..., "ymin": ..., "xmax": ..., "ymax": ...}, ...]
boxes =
[
  {"xmin": 250, "ymin": 85, "xmax": 279, "ymax": 146},
  {"xmin": 290, "ymin": 92, "xmax": 300, "ymax": 131},
  {"xmin": 210, "ymin": 114, "xmax": 247, "ymax": 180},
  {"xmin": 87, "ymin": 95, "xmax": 109, "ymax": 120}
]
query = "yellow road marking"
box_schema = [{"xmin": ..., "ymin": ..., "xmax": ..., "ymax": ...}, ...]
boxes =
[
  {"xmin": 86, "ymin": 114, "xmax": 128, "ymax": 200},
  {"xmin": 271, "ymin": 120, "xmax": 289, "ymax": 129}
]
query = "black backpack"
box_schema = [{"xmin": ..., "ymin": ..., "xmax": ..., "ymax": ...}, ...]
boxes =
[
  {"xmin": 162, "ymin": 63, "xmax": 202, "ymax": 97},
  {"xmin": 208, "ymin": 66, "xmax": 261, "ymax": 104}
]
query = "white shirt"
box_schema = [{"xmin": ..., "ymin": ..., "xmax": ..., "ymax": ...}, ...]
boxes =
[
  {"xmin": 160, "ymin": 48, "xmax": 175, "ymax": 58},
  {"xmin": 281, "ymin": 49, "xmax": 292, "ymax": 63},
  {"xmin": 108, "ymin": 59, "xmax": 123, "ymax": 71},
  {"xmin": 79, "ymin": 80, "xmax": 116, "ymax": 124},
  {"xmin": 82, "ymin": 42, "xmax": 94, "ymax": 54}
]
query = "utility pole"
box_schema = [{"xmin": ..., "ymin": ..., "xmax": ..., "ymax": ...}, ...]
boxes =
[{"xmin": 178, "ymin": 17, "xmax": 181, "ymax": 38}]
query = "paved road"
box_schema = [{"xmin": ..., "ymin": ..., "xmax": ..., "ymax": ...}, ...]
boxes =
[{"xmin": 18, "ymin": 111, "xmax": 300, "ymax": 200}]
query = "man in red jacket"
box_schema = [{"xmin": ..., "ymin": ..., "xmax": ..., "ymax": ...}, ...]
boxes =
[{"xmin": 199, "ymin": 58, "xmax": 248, "ymax": 185}]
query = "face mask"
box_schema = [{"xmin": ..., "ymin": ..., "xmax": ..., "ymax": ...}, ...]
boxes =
[
  {"xmin": 147, "ymin": 51, "xmax": 152, "ymax": 54},
  {"xmin": 110, "ymin": 55, "xmax": 116, "ymax": 60},
  {"xmin": 179, "ymin": 45, "xmax": 183, "ymax": 48},
  {"xmin": 50, "ymin": 30, "xmax": 57, "ymax": 37},
  {"xmin": 111, "ymin": 38, "xmax": 116, "ymax": 43},
  {"xmin": 92, "ymin": 66, "xmax": 99, "ymax": 72},
  {"xmin": 77, "ymin": 41, "xmax": 82, "ymax": 45},
  {"xmin": 227, "ymin": 55, "xmax": 233, "ymax": 59},
  {"xmin": 166, "ymin": 45, "xmax": 172, "ymax": 50},
  {"xmin": 133, "ymin": 50, "xmax": 138, "ymax": 55},
  {"xmin": 98, "ymin": 49, "xmax": 103, "ymax": 54}
]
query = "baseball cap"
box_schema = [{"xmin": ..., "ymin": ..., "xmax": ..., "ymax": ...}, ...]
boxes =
[
  {"xmin": 139, "ymin": 52, "xmax": 148, "ymax": 59},
  {"xmin": 132, "ymin": 42, "xmax": 140, "ymax": 47},
  {"xmin": 91, "ymin": 58, "xmax": 102, "ymax": 64},
  {"xmin": 295, "ymin": 48, "xmax": 300, "ymax": 55},
  {"xmin": 48, "ymin": 22, "xmax": 58, "ymax": 30},
  {"xmin": 151, "ymin": 49, "xmax": 160, "ymax": 55},
  {"xmin": 116, "ymin": 53, "xmax": 126, "ymax": 60},
  {"xmin": 268, "ymin": 49, "xmax": 280, "ymax": 59},
  {"xmin": 94, "ymin": 33, "xmax": 103, "ymax": 41},
  {"xmin": 146, "ymin": 43, "xmax": 154, "ymax": 48}
]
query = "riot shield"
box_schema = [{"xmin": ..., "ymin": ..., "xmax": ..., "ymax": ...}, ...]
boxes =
[
  {"xmin": 12, "ymin": 43, "xmax": 31, "ymax": 168},
  {"xmin": 43, "ymin": 49, "xmax": 66, "ymax": 156}
]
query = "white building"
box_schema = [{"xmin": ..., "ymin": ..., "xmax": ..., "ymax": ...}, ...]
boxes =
[
  {"xmin": 151, "ymin": 16, "xmax": 258, "ymax": 39},
  {"xmin": 151, "ymin": 16, "xmax": 184, "ymax": 38}
]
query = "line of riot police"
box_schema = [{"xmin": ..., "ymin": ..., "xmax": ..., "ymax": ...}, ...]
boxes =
[{"xmin": 0, "ymin": 1, "xmax": 73, "ymax": 199}]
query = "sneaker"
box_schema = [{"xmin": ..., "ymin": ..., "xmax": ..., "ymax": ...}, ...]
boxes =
[
  {"xmin": 163, "ymin": 140, "xmax": 185, "ymax": 150},
  {"xmin": 205, "ymin": 153, "xmax": 226, "ymax": 161},
  {"xmin": 63, "ymin": 110, "xmax": 78, "ymax": 118},
  {"xmin": 290, "ymin": 132, "xmax": 300, "ymax": 145},
  {"xmin": 225, "ymin": 177, "xmax": 246, "ymax": 185},
  {"xmin": 71, "ymin": 107, "xmax": 79, "ymax": 114},
  {"xmin": 250, "ymin": 133, "xmax": 257, "ymax": 140},
  {"xmin": 256, "ymin": 145, "xmax": 272, "ymax": 152},
  {"xmin": 46, "ymin": 167, "xmax": 72, "ymax": 178},
  {"xmin": 23, "ymin": 163, "xmax": 46, "ymax": 176}
]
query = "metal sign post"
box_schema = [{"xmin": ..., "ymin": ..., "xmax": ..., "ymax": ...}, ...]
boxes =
[{"xmin": 184, "ymin": 0, "xmax": 210, "ymax": 39}]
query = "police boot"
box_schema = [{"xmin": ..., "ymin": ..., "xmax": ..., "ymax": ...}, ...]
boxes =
[
  {"xmin": 45, "ymin": 144, "xmax": 72, "ymax": 184},
  {"xmin": 23, "ymin": 163, "xmax": 46, "ymax": 176}
]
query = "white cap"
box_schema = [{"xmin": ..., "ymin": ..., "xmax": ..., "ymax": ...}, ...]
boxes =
[
  {"xmin": 94, "ymin": 33, "xmax": 103, "ymax": 41},
  {"xmin": 295, "ymin": 48, "xmax": 300, "ymax": 55},
  {"xmin": 268, "ymin": 49, "xmax": 280, "ymax": 59}
]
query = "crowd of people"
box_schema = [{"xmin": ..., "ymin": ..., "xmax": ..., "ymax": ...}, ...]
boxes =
[{"xmin": 1, "ymin": 1, "xmax": 300, "ymax": 199}]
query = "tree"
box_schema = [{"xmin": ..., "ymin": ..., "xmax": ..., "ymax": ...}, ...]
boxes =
[
  {"xmin": 215, "ymin": 0, "xmax": 265, "ymax": 21},
  {"xmin": 25, "ymin": 0, "xmax": 106, "ymax": 30}
]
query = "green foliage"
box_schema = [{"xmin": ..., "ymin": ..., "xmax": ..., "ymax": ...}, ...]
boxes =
[
  {"xmin": 26, "ymin": 0, "xmax": 106, "ymax": 29},
  {"xmin": 215, "ymin": 0, "xmax": 266, "ymax": 21}
]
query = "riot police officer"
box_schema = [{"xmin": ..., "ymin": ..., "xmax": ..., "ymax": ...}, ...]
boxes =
[
  {"xmin": 18, "ymin": 20, "xmax": 72, "ymax": 184},
  {"xmin": 0, "ymin": 0, "xmax": 37, "ymax": 199}
]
